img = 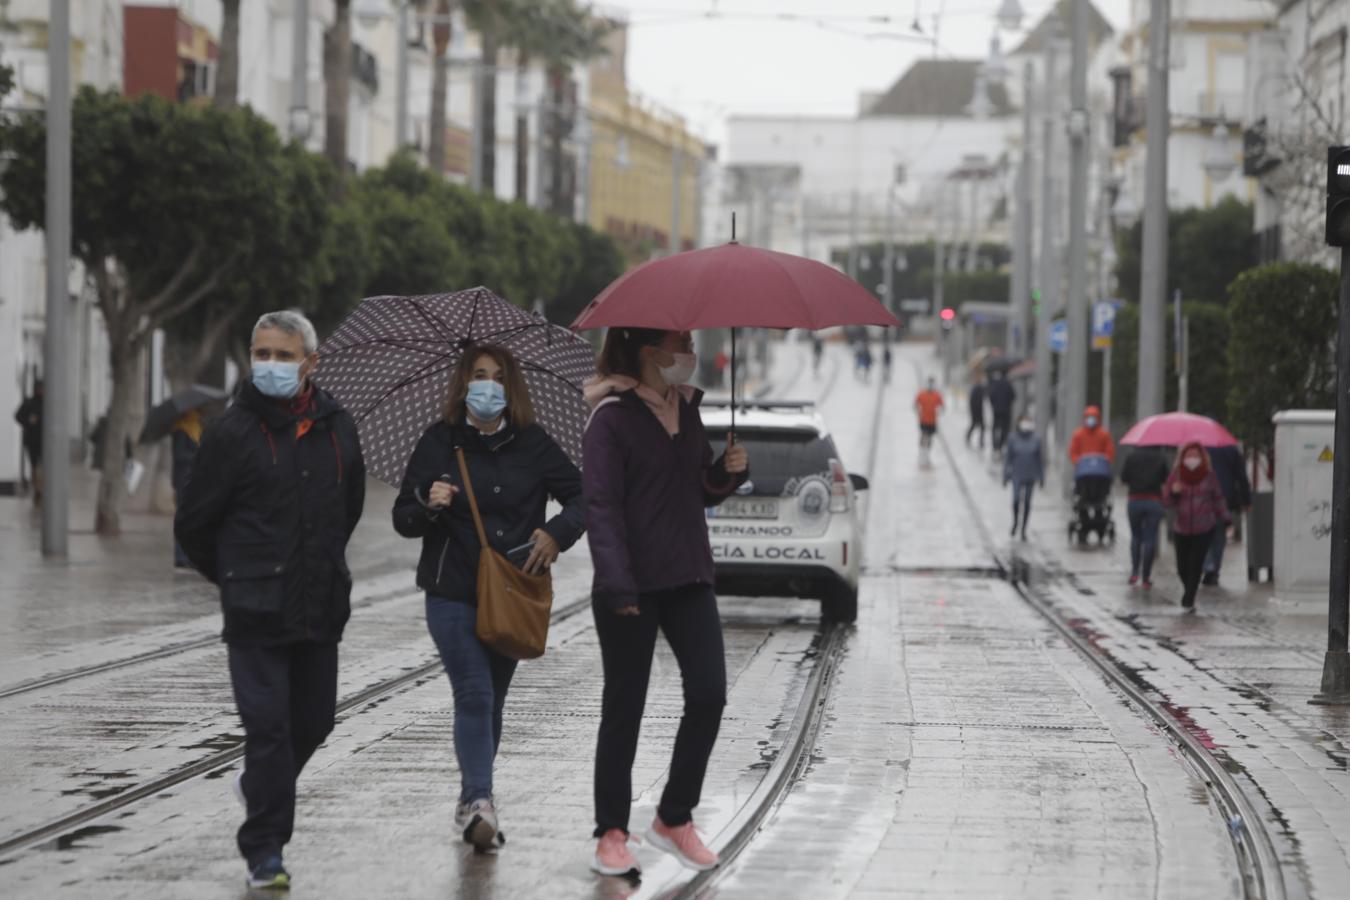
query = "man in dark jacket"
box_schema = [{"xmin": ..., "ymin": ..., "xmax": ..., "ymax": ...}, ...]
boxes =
[
  {"xmin": 986, "ymin": 371, "xmax": 1016, "ymax": 452},
  {"xmin": 13, "ymin": 381, "xmax": 42, "ymax": 504},
  {"xmin": 175, "ymin": 311, "xmax": 365, "ymax": 891},
  {"xmin": 1203, "ymin": 444, "xmax": 1252, "ymax": 585},
  {"xmin": 966, "ymin": 377, "xmax": 987, "ymax": 448},
  {"xmin": 1120, "ymin": 446, "xmax": 1171, "ymax": 587}
]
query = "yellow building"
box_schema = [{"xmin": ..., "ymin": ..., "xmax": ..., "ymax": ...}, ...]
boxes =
[{"xmin": 586, "ymin": 22, "xmax": 703, "ymax": 259}]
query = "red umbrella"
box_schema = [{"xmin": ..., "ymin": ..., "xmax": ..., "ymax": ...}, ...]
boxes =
[
  {"xmin": 571, "ymin": 239, "xmax": 899, "ymax": 433},
  {"xmin": 571, "ymin": 241, "xmax": 899, "ymax": 332},
  {"xmin": 1120, "ymin": 412, "xmax": 1239, "ymax": 448}
]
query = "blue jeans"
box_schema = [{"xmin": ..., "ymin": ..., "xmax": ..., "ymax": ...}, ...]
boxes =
[
  {"xmin": 1011, "ymin": 480, "xmax": 1035, "ymax": 532},
  {"xmin": 425, "ymin": 595, "xmax": 518, "ymax": 804},
  {"xmin": 1127, "ymin": 499, "xmax": 1165, "ymax": 581},
  {"xmin": 1204, "ymin": 515, "xmax": 1230, "ymax": 575}
]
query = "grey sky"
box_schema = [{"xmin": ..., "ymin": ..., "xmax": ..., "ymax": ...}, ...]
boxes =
[{"xmin": 613, "ymin": 0, "xmax": 1131, "ymax": 146}]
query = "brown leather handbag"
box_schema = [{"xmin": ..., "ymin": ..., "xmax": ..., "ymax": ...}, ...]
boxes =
[{"xmin": 455, "ymin": 448, "xmax": 553, "ymax": 660}]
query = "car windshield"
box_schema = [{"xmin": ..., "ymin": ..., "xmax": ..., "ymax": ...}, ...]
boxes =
[{"xmin": 735, "ymin": 429, "xmax": 836, "ymax": 496}]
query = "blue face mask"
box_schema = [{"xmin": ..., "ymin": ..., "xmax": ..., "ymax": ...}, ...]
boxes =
[
  {"xmin": 465, "ymin": 379, "xmax": 507, "ymax": 421},
  {"xmin": 252, "ymin": 361, "xmax": 303, "ymax": 399}
]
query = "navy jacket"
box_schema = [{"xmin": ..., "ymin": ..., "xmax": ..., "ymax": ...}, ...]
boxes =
[
  {"xmin": 987, "ymin": 378, "xmax": 1015, "ymax": 417},
  {"xmin": 583, "ymin": 388, "xmax": 746, "ymax": 611},
  {"xmin": 1003, "ymin": 430, "xmax": 1044, "ymax": 485},
  {"xmin": 175, "ymin": 381, "xmax": 366, "ymax": 646},
  {"xmin": 392, "ymin": 419, "xmax": 584, "ymax": 603},
  {"xmin": 1209, "ymin": 445, "xmax": 1252, "ymax": 509}
]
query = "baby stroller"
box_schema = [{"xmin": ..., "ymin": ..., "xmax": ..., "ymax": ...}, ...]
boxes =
[{"xmin": 1068, "ymin": 453, "xmax": 1116, "ymax": 545}]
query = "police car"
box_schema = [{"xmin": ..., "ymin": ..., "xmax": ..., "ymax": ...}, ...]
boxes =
[{"xmin": 703, "ymin": 401, "xmax": 867, "ymax": 622}]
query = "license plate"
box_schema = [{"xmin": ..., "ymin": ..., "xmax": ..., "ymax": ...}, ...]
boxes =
[{"xmin": 714, "ymin": 498, "xmax": 779, "ymax": 520}]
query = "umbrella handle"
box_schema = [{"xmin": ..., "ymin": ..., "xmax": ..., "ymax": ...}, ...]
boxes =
[{"xmin": 730, "ymin": 327, "xmax": 737, "ymax": 442}]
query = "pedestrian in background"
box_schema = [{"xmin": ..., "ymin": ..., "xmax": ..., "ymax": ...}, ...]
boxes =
[
  {"xmin": 811, "ymin": 334, "xmax": 823, "ymax": 378},
  {"xmin": 1003, "ymin": 415, "xmax": 1043, "ymax": 540},
  {"xmin": 392, "ymin": 344, "xmax": 584, "ymax": 852},
  {"xmin": 914, "ymin": 377, "xmax": 944, "ymax": 466},
  {"xmin": 986, "ymin": 371, "xmax": 1015, "ymax": 452},
  {"xmin": 175, "ymin": 311, "xmax": 366, "ymax": 891},
  {"xmin": 170, "ymin": 409, "xmax": 203, "ymax": 569},
  {"xmin": 1069, "ymin": 405, "xmax": 1115, "ymax": 464},
  {"xmin": 882, "ymin": 343, "xmax": 893, "ymax": 383},
  {"xmin": 1163, "ymin": 442, "xmax": 1230, "ymax": 610},
  {"xmin": 1120, "ymin": 445, "xmax": 1171, "ymax": 589},
  {"xmin": 13, "ymin": 380, "xmax": 43, "ymax": 505},
  {"xmin": 966, "ymin": 376, "xmax": 987, "ymax": 449},
  {"xmin": 1203, "ymin": 444, "xmax": 1251, "ymax": 586},
  {"xmin": 582, "ymin": 327, "xmax": 749, "ymax": 879}
]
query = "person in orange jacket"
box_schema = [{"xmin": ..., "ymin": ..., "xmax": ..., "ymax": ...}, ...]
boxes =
[{"xmin": 1069, "ymin": 405, "xmax": 1115, "ymax": 464}]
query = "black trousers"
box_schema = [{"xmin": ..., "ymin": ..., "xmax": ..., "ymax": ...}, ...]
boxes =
[
  {"xmin": 1174, "ymin": 529, "xmax": 1215, "ymax": 606},
  {"xmin": 966, "ymin": 417, "xmax": 985, "ymax": 447},
  {"xmin": 991, "ymin": 414, "xmax": 1012, "ymax": 451},
  {"xmin": 592, "ymin": 584, "xmax": 727, "ymax": 836},
  {"xmin": 228, "ymin": 641, "xmax": 339, "ymax": 867}
]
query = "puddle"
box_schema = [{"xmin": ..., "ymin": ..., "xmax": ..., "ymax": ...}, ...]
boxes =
[{"xmin": 38, "ymin": 824, "xmax": 125, "ymax": 852}]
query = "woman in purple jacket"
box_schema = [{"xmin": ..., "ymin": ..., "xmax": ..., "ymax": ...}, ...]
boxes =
[
  {"xmin": 1164, "ymin": 441, "xmax": 1231, "ymax": 610},
  {"xmin": 582, "ymin": 328, "xmax": 749, "ymax": 878}
]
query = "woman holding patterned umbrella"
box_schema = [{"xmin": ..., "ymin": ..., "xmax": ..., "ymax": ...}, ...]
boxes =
[{"xmin": 392, "ymin": 344, "xmax": 584, "ymax": 852}]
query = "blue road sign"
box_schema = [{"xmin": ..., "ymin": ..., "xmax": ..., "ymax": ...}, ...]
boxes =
[{"xmin": 1049, "ymin": 318, "xmax": 1068, "ymax": 353}]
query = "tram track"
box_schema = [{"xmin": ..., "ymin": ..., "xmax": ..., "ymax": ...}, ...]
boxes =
[
  {"xmin": 938, "ymin": 429, "xmax": 1288, "ymax": 900},
  {"xmin": 0, "ymin": 592, "xmax": 596, "ymax": 859}
]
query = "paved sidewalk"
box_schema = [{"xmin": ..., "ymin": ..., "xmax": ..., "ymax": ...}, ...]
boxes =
[
  {"xmin": 942, "ymin": 362, "xmax": 1350, "ymax": 899},
  {"xmin": 714, "ymin": 342, "xmax": 1238, "ymax": 899}
]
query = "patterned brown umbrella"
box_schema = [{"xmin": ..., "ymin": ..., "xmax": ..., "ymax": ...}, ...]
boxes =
[{"xmin": 314, "ymin": 288, "xmax": 596, "ymax": 486}]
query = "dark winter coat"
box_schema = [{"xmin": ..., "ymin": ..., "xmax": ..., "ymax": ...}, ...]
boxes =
[
  {"xmin": 968, "ymin": 383, "xmax": 987, "ymax": 421},
  {"xmin": 14, "ymin": 395, "xmax": 41, "ymax": 455},
  {"xmin": 174, "ymin": 381, "xmax": 367, "ymax": 647},
  {"xmin": 391, "ymin": 419, "xmax": 584, "ymax": 603},
  {"xmin": 1164, "ymin": 468, "xmax": 1231, "ymax": 536},
  {"xmin": 584, "ymin": 387, "xmax": 747, "ymax": 611},
  {"xmin": 1209, "ymin": 445, "xmax": 1252, "ymax": 509},
  {"xmin": 1003, "ymin": 430, "xmax": 1044, "ymax": 485},
  {"xmin": 986, "ymin": 378, "xmax": 1015, "ymax": 418},
  {"xmin": 1120, "ymin": 448, "xmax": 1170, "ymax": 497},
  {"xmin": 171, "ymin": 430, "xmax": 198, "ymax": 496}
]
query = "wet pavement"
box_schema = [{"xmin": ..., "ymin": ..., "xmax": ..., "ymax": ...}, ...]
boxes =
[{"xmin": 0, "ymin": 340, "xmax": 1345, "ymax": 897}]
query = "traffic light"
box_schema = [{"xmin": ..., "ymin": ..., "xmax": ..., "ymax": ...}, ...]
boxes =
[
  {"xmin": 940, "ymin": 307, "xmax": 956, "ymax": 331},
  {"xmin": 1325, "ymin": 146, "xmax": 1350, "ymax": 246},
  {"xmin": 1031, "ymin": 288, "xmax": 1041, "ymax": 315}
]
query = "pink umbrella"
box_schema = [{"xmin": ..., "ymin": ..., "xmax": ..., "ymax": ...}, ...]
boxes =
[{"xmin": 1120, "ymin": 412, "xmax": 1239, "ymax": 448}]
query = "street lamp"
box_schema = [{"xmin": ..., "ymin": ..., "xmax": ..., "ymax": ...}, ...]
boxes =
[
  {"xmin": 1203, "ymin": 121, "xmax": 1237, "ymax": 182},
  {"xmin": 996, "ymin": 0, "xmax": 1025, "ymax": 31}
]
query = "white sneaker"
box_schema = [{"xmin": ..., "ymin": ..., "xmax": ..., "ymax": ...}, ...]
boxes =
[
  {"xmin": 232, "ymin": 770, "xmax": 247, "ymax": 810},
  {"xmin": 462, "ymin": 798, "xmax": 502, "ymax": 851}
]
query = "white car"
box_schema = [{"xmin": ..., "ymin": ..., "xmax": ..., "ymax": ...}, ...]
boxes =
[{"xmin": 702, "ymin": 401, "xmax": 867, "ymax": 622}]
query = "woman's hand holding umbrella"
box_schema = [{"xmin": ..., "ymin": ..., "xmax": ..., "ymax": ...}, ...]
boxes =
[
  {"xmin": 724, "ymin": 433, "xmax": 748, "ymax": 474},
  {"xmin": 428, "ymin": 480, "xmax": 459, "ymax": 509}
]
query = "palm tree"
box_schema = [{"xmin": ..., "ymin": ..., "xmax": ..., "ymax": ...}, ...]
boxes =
[
  {"xmin": 214, "ymin": 0, "xmax": 241, "ymax": 109},
  {"xmin": 429, "ymin": 0, "xmax": 453, "ymax": 173},
  {"xmin": 324, "ymin": 0, "xmax": 354, "ymax": 176},
  {"xmin": 536, "ymin": 2, "xmax": 610, "ymax": 217},
  {"xmin": 463, "ymin": 0, "xmax": 503, "ymax": 194}
]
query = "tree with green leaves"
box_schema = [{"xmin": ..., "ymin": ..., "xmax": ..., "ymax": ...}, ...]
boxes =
[
  {"xmin": 1225, "ymin": 262, "xmax": 1338, "ymax": 455},
  {"xmin": 1114, "ymin": 197, "xmax": 1258, "ymax": 306},
  {"xmin": 0, "ymin": 89, "xmax": 295, "ymax": 534},
  {"xmin": 0, "ymin": 62, "xmax": 14, "ymax": 100}
]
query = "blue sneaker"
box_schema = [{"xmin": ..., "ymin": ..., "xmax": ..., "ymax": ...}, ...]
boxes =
[{"xmin": 246, "ymin": 855, "xmax": 290, "ymax": 890}]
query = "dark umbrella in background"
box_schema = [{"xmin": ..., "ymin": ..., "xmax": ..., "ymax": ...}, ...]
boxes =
[
  {"xmin": 139, "ymin": 385, "xmax": 230, "ymax": 444},
  {"xmin": 314, "ymin": 288, "xmax": 596, "ymax": 486}
]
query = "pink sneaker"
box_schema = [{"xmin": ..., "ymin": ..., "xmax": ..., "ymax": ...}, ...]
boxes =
[
  {"xmin": 591, "ymin": 829, "xmax": 641, "ymax": 877},
  {"xmin": 647, "ymin": 817, "xmax": 718, "ymax": 871}
]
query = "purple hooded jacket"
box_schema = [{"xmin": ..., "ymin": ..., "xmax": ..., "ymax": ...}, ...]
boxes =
[{"xmin": 583, "ymin": 384, "xmax": 747, "ymax": 610}]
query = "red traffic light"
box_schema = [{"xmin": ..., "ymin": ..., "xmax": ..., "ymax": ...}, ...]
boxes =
[{"xmin": 940, "ymin": 307, "xmax": 956, "ymax": 321}]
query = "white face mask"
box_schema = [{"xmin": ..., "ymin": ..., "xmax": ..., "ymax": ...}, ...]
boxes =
[
  {"xmin": 658, "ymin": 352, "xmax": 697, "ymax": 387},
  {"xmin": 1183, "ymin": 456, "xmax": 1202, "ymax": 470},
  {"xmin": 1018, "ymin": 421, "xmax": 1033, "ymax": 433}
]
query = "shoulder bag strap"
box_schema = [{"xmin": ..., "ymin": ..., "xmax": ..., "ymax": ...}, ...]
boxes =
[{"xmin": 455, "ymin": 447, "xmax": 490, "ymax": 549}]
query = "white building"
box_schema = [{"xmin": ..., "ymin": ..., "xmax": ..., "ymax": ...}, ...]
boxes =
[
  {"xmin": 1112, "ymin": 0, "xmax": 1270, "ymax": 216},
  {"xmin": 1244, "ymin": 0, "xmax": 1350, "ymax": 266}
]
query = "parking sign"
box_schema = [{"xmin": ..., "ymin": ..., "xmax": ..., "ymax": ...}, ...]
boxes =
[{"xmin": 1092, "ymin": 300, "xmax": 1122, "ymax": 349}]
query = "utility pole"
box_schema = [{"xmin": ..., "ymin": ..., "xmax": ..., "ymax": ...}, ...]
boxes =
[
  {"xmin": 1136, "ymin": 0, "xmax": 1170, "ymax": 420},
  {"xmin": 669, "ymin": 144, "xmax": 683, "ymax": 255},
  {"xmin": 396, "ymin": 1, "xmax": 410, "ymax": 147},
  {"xmin": 290, "ymin": 0, "xmax": 311, "ymax": 141},
  {"xmin": 934, "ymin": 184, "xmax": 946, "ymax": 313},
  {"xmin": 1009, "ymin": 60, "xmax": 1034, "ymax": 358},
  {"xmin": 884, "ymin": 187, "xmax": 896, "ymax": 315},
  {"xmin": 1312, "ymin": 242, "xmax": 1350, "ymax": 704},
  {"xmin": 1034, "ymin": 32, "xmax": 1060, "ymax": 447},
  {"xmin": 847, "ymin": 189, "xmax": 860, "ymax": 279},
  {"xmin": 42, "ymin": 0, "xmax": 71, "ymax": 558},
  {"xmin": 1064, "ymin": 0, "xmax": 1090, "ymax": 450}
]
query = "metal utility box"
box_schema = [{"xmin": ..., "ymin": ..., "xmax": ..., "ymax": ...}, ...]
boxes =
[{"xmin": 1273, "ymin": 410, "xmax": 1336, "ymax": 601}]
